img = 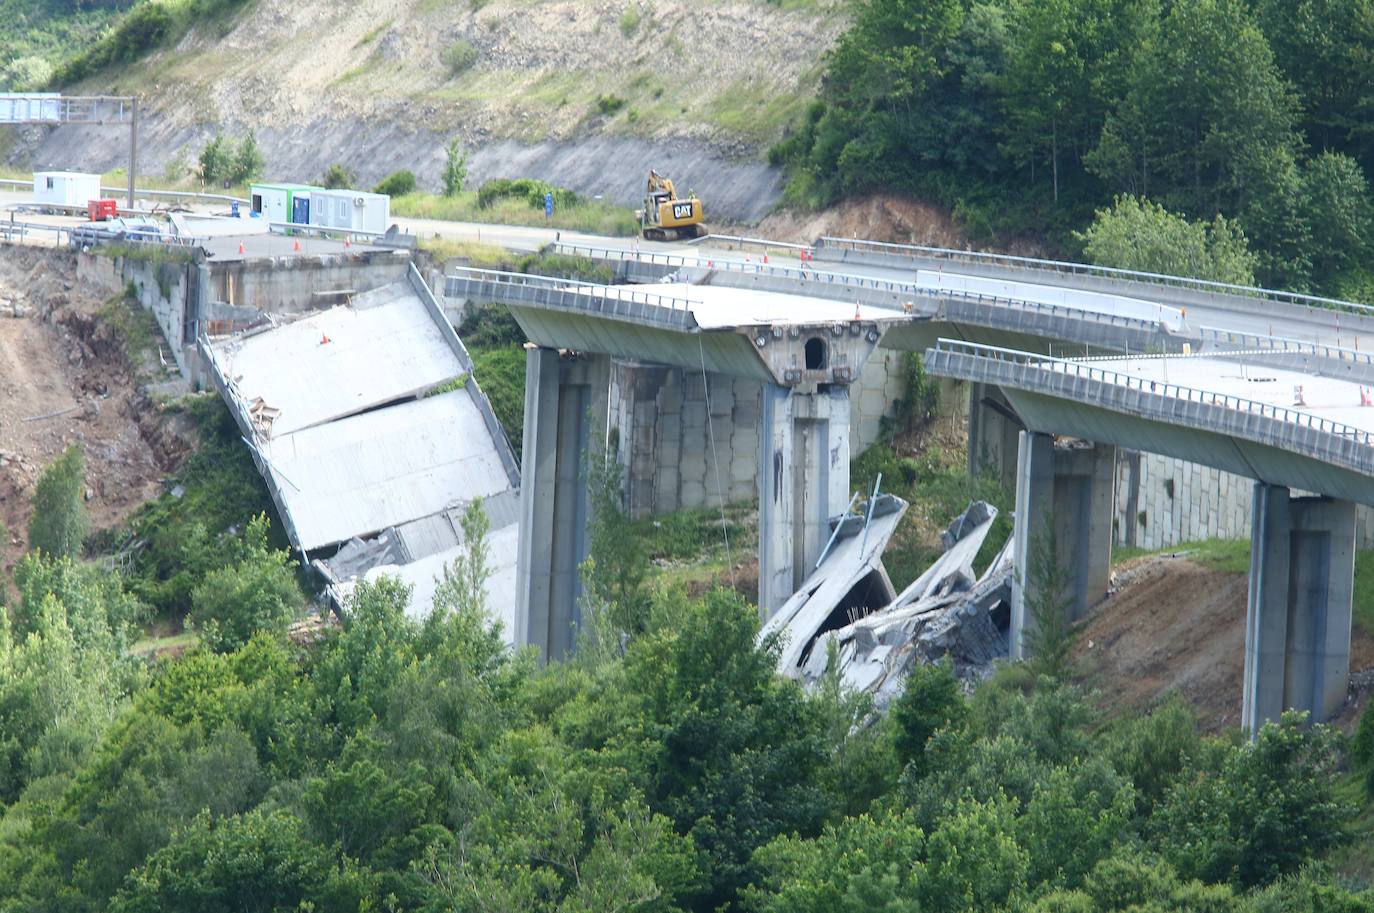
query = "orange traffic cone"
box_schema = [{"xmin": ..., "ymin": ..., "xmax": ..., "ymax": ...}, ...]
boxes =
[
  {"xmin": 293, "ymin": 239, "xmax": 301, "ymax": 252},
  {"xmin": 238, "ymin": 241, "xmax": 245, "ymax": 254},
  {"xmin": 320, "ymin": 334, "xmax": 331, "ymax": 345}
]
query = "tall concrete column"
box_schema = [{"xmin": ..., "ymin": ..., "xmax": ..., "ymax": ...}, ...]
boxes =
[
  {"xmin": 515, "ymin": 347, "xmax": 598, "ymax": 661},
  {"xmin": 1010, "ymin": 431, "xmax": 1116, "ymax": 659},
  {"xmin": 758, "ymin": 384, "xmax": 852, "ymax": 615},
  {"xmin": 1242, "ymin": 485, "xmax": 1355, "ymax": 731}
]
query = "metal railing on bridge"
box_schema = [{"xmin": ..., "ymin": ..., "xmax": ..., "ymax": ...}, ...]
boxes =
[
  {"xmin": 814, "ymin": 236, "xmax": 1374, "ymax": 318},
  {"xmin": 548, "ymin": 242, "xmax": 1178, "ymax": 340},
  {"xmin": 444, "ymin": 267, "xmax": 700, "ymax": 330},
  {"xmin": 927, "ymin": 339, "xmax": 1374, "ymax": 469}
]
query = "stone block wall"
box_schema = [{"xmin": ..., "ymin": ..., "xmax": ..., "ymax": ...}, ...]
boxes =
[
  {"xmin": 1113, "ymin": 450, "xmax": 1374, "ymax": 550},
  {"xmin": 608, "ymin": 351, "xmax": 906, "ymax": 517}
]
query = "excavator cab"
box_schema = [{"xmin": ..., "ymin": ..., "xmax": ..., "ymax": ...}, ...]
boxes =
[{"xmin": 637, "ymin": 169, "xmax": 706, "ymax": 241}]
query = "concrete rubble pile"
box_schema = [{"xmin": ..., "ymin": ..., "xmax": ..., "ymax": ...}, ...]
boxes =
[{"xmin": 766, "ymin": 500, "xmax": 1012, "ymax": 709}]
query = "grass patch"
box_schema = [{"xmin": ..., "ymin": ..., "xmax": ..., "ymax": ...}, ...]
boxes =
[
  {"xmin": 392, "ymin": 189, "xmax": 639, "ymax": 236},
  {"xmin": 355, "ymin": 19, "xmax": 391, "ymax": 48},
  {"xmin": 1355, "ymin": 551, "xmax": 1374, "ymax": 638},
  {"xmin": 99, "ymin": 292, "xmax": 166, "ymax": 369},
  {"xmin": 419, "ymin": 237, "xmax": 511, "ymax": 267},
  {"xmin": 853, "ymin": 441, "xmax": 1013, "ymax": 587},
  {"xmin": 110, "ymin": 394, "xmax": 285, "ymax": 618},
  {"xmin": 469, "ymin": 345, "xmax": 526, "ymax": 459},
  {"xmin": 1111, "ymin": 538, "xmax": 1251, "ymax": 574}
]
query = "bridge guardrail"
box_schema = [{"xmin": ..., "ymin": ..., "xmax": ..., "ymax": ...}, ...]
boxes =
[
  {"xmin": 444, "ymin": 267, "xmax": 700, "ymax": 329},
  {"xmin": 549, "ymin": 243, "xmax": 1179, "ymax": 338},
  {"xmin": 553, "ymin": 241, "xmax": 914, "ymax": 293},
  {"xmin": 1200, "ymin": 326, "xmax": 1374, "ymax": 367},
  {"xmin": 816, "ymin": 236, "xmax": 1374, "ymax": 318},
  {"xmin": 0, "ymin": 178, "xmax": 248, "ymax": 206},
  {"xmin": 929, "ymin": 338, "xmax": 1374, "ymax": 453}
]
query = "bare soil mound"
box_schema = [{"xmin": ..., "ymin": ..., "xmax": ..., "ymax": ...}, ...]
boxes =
[
  {"xmin": 1075, "ymin": 554, "xmax": 1374, "ymax": 732},
  {"xmin": 0, "ymin": 246, "xmax": 184, "ymax": 581}
]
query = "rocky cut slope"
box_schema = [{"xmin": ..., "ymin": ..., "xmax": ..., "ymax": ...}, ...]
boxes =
[{"xmin": 11, "ymin": 0, "xmax": 847, "ymax": 222}]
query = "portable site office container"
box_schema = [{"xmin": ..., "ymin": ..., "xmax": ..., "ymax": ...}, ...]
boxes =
[
  {"xmin": 32, "ymin": 171, "xmax": 102, "ymax": 208},
  {"xmin": 307, "ymin": 189, "xmax": 391, "ymax": 236},
  {"xmin": 249, "ymin": 183, "xmax": 321, "ymax": 227}
]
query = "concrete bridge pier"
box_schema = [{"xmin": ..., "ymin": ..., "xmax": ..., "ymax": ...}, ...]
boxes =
[
  {"xmin": 1010, "ymin": 431, "xmax": 1116, "ymax": 659},
  {"xmin": 515, "ymin": 346, "xmax": 609, "ymax": 661},
  {"xmin": 758, "ymin": 383, "xmax": 852, "ymax": 616},
  {"xmin": 1243, "ymin": 485, "xmax": 1356, "ymax": 730}
]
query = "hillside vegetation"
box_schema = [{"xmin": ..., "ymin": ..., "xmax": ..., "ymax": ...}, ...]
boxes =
[
  {"xmin": 776, "ymin": 0, "xmax": 1374, "ymax": 298},
  {"xmin": 24, "ymin": 0, "xmax": 844, "ymax": 150}
]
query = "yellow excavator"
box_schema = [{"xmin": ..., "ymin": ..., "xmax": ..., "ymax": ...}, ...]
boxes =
[{"xmin": 637, "ymin": 170, "xmax": 706, "ymax": 241}]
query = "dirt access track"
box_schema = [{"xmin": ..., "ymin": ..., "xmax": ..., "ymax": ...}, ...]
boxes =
[{"xmin": 0, "ymin": 245, "xmax": 188, "ymax": 579}]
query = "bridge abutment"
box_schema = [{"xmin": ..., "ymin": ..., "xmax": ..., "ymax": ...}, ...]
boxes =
[
  {"xmin": 1010, "ymin": 431, "xmax": 1116, "ymax": 659},
  {"xmin": 515, "ymin": 347, "xmax": 608, "ymax": 661},
  {"xmin": 758, "ymin": 384, "xmax": 852, "ymax": 615},
  {"xmin": 1243, "ymin": 484, "xmax": 1355, "ymax": 730}
]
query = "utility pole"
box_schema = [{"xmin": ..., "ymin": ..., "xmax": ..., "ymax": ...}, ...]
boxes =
[{"xmin": 127, "ymin": 97, "xmax": 138, "ymax": 210}]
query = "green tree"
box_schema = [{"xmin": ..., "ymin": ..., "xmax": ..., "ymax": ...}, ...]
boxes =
[
  {"xmin": 110, "ymin": 809, "xmax": 376, "ymax": 913},
  {"xmin": 187, "ymin": 514, "xmax": 300, "ymax": 653},
  {"xmin": 27, "ymin": 443, "xmax": 88, "ymax": 559},
  {"xmin": 889, "ymin": 657, "xmax": 966, "ymax": 776},
  {"xmin": 373, "ymin": 169, "xmax": 417, "ymax": 196},
  {"xmin": 1150, "ymin": 712, "xmax": 1351, "ymax": 888},
  {"xmin": 1090, "ymin": 0, "xmax": 1300, "ymax": 218},
  {"xmin": 197, "ymin": 134, "xmax": 230, "ymax": 186},
  {"xmin": 1020, "ymin": 513, "xmax": 1078, "ymax": 679},
  {"xmin": 442, "ymin": 137, "xmax": 468, "ymax": 197},
  {"xmin": 1076, "ymin": 195, "xmax": 1258, "ymax": 284},
  {"xmin": 578, "ymin": 436, "xmax": 649, "ymax": 656},
  {"xmin": 1254, "ymin": 0, "xmax": 1374, "ymax": 170},
  {"xmin": 229, "ymin": 130, "xmax": 263, "ymax": 184},
  {"xmin": 1298, "ymin": 151, "xmax": 1374, "ymax": 288}
]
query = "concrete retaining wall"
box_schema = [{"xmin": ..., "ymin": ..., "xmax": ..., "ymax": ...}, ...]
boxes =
[{"xmin": 77, "ymin": 251, "xmax": 197, "ymax": 377}]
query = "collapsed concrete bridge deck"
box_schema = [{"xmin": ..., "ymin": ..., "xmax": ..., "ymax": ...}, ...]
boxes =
[{"xmin": 451, "ymin": 255, "xmax": 1374, "ymax": 729}]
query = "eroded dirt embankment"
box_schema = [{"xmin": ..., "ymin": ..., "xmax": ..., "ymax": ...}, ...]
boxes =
[
  {"xmin": 1075, "ymin": 554, "xmax": 1374, "ymax": 732},
  {"xmin": 0, "ymin": 246, "xmax": 190, "ymax": 575}
]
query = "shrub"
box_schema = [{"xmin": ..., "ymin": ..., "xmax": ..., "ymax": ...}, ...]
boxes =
[
  {"xmin": 231, "ymin": 131, "xmax": 264, "ymax": 184},
  {"xmin": 441, "ymin": 38, "xmax": 478, "ymax": 75},
  {"xmin": 28, "ymin": 444, "xmax": 88, "ymax": 559},
  {"xmin": 596, "ymin": 93, "xmax": 626, "ymax": 115},
  {"xmin": 188, "ymin": 515, "xmax": 301, "ymax": 653},
  {"xmin": 476, "ymin": 177, "xmax": 580, "ymax": 211},
  {"xmin": 619, "ymin": 4, "xmax": 641, "ymax": 36},
  {"xmin": 320, "ymin": 163, "xmax": 356, "ymax": 189},
  {"xmin": 373, "ymin": 170, "xmax": 417, "ymax": 197}
]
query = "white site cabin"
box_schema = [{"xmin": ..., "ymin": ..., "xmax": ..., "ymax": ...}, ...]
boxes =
[
  {"xmin": 308, "ymin": 189, "xmax": 391, "ymax": 235},
  {"xmin": 33, "ymin": 171, "xmax": 102, "ymax": 208}
]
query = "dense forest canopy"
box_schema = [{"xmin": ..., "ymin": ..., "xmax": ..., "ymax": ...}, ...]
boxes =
[{"xmin": 775, "ymin": 0, "xmax": 1374, "ymax": 297}]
